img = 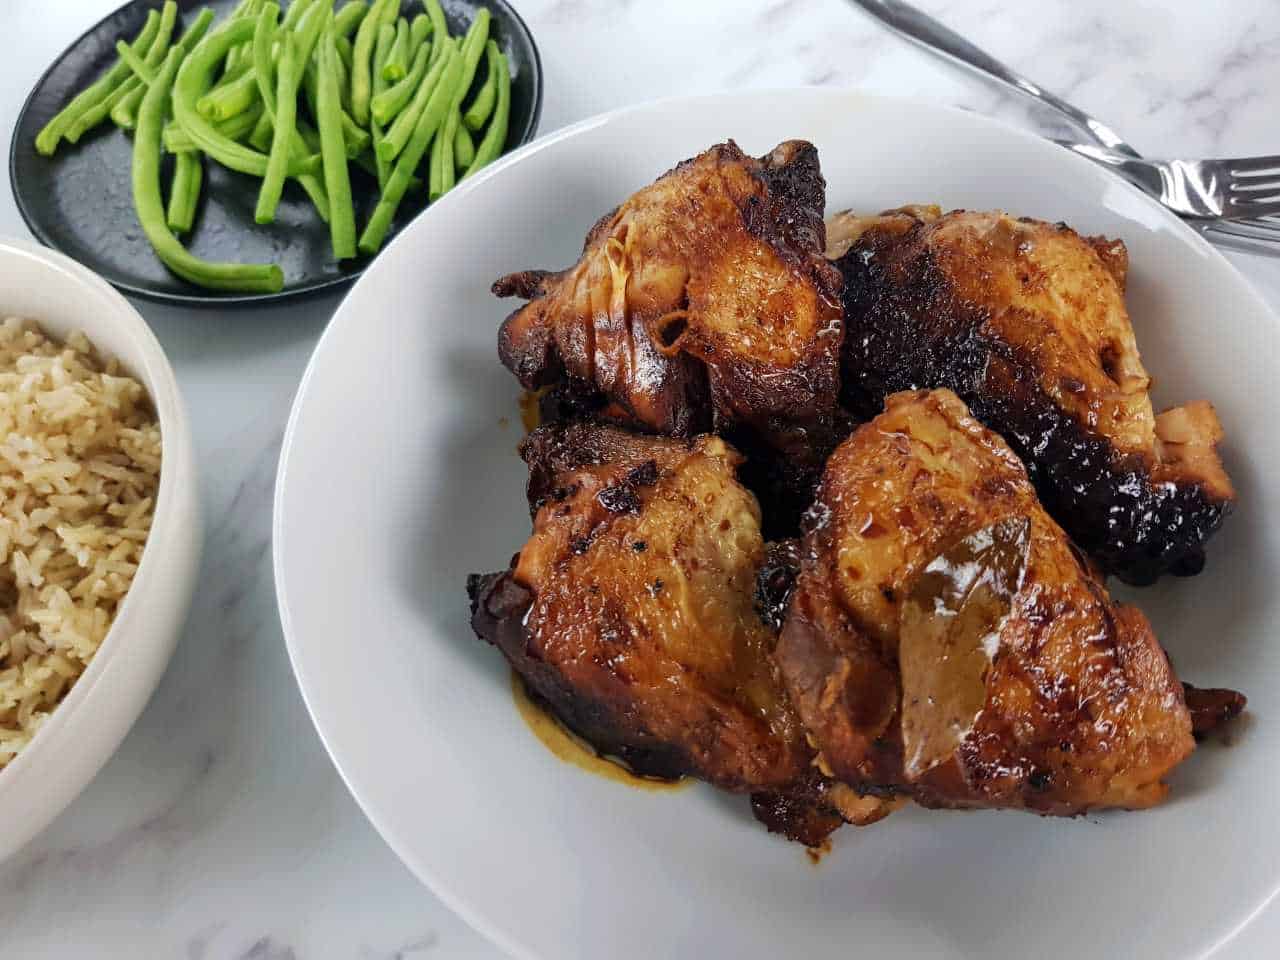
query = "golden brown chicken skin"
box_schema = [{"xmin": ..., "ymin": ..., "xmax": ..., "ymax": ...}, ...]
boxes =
[
  {"xmin": 468, "ymin": 422, "xmax": 844, "ymax": 843},
  {"xmin": 494, "ymin": 140, "xmax": 844, "ymax": 532},
  {"xmin": 828, "ymin": 207, "xmax": 1233, "ymax": 585},
  {"xmin": 775, "ymin": 389, "xmax": 1196, "ymax": 815}
]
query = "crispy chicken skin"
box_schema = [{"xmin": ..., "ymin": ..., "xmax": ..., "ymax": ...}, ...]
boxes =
[
  {"xmin": 468, "ymin": 422, "xmax": 844, "ymax": 843},
  {"xmin": 775, "ymin": 389, "xmax": 1196, "ymax": 814},
  {"xmin": 494, "ymin": 140, "xmax": 844, "ymax": 531},
  {"xmin": 829, "ymin": 207, "xmax": 1233, "ymax": 585}
]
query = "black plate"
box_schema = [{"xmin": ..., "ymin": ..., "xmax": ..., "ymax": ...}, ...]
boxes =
[{"xmin": 10, "ymin": 0, "xmax": 542, "ymax": 306}]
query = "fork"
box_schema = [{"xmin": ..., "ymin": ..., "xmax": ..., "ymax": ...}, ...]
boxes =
[{"xmin": 846, "ymin": 0, "xmax": 1280, "ymax": 256}]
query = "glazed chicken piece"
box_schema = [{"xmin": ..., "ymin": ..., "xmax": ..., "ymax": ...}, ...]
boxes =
[
  {"xmin": 494, "ymin": 140, "xmax": 845, "ymax": 531},
  {"xmin": 775, "ymin": 389, "xmax": 1198, "ymax": 814},
  {"xmin": 468, "ymin": 422, "xmax": 845, "ymax": 844},
  {"xmin": 828, "ymin": 207, "xmax": 1234, "ymax": 585}
]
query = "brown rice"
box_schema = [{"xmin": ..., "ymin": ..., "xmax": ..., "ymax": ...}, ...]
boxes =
[{"xmin": 0, "ymin": 318, "xmax": 160, "ymax": 768}]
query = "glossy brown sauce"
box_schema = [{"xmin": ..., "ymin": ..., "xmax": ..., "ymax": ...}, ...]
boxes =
[
  {"xmin": 518, "ymin": 390, "xmax": 543, "ymax": 433},
  {"xmin": 509, "ymin": 671, "xmax": 689, "ymax": 792}
]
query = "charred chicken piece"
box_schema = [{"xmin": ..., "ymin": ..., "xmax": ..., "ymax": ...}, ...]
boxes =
[
  {"xmin": 776, "ymin": 389, "xmax": 1198, "ymax": 814},
  {"xmin": 468, "ymin": 422, "xmax": 844, "ymax": 842},
  {"xmin": 829, "ymin": 207, "xmax": 1234, "ymax": 585},
  {"xmin": 495, "ymin": 140, "xmax": 845, "ymax": 532},
  {"xmin": 1183, "ymin": 684, "xmax": 1248, "ymax": 738}
]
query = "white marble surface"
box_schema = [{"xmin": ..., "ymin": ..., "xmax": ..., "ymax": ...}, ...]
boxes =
[{"xmin": 1, "ymin": 1, "xmax": 1278, "ymax": 956}]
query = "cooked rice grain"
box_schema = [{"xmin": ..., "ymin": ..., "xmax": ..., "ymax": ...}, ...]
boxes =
[{"xmin": 0, "ymin": 318, "xmax": 159, "ymax": 768}]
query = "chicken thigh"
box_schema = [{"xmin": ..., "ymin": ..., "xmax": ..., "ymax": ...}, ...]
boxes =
[
  {"xmin": 829, "ymin": 207, "xmax": 1233, "ymax": 584},
  {"xmin": 776, "ymin": 388, "xmax": 1197, "ymax": 814}
]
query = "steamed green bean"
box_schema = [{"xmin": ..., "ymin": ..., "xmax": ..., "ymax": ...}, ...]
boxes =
[
  {"xmin": 383, "ymin": 17, "xmax": 410, "ymax": 81},
  {"xmin": 133, "ymin": 47, "xmax": 283, "ymax": 292},
  {"xmin": 465, "ymin": 49, "xmax": 508, "ymax": 178},
  {"xmin": 316, "ymin": 23, "xmax": 356, "ymax": 259},
  {"xmin": 334, "ymin": 0, "xmax": 369, "ymax": 38},
  {"xmin": 68, "ymin": 0, "xmax": 177, "ymax": 143},
  {"xmin": 35, "ymin": 10, "xmax": 160, "ymax": 154},
  {"xmin": 166, "ymin": 150, "xmax": 203, "ymax": 233},
  {"xmin": 453, "ymin": 119, "xmax": 474, "ymax": 169},
  {"xmin": 463, "ymin": 41, "xmax": 498, "ymax": 131},
  {"xmin": 256, "ymin": 31, "xmax": 300, "ymax": 224},
  {"xmin": 410, "ymin": 13, "xmax": 431, "ymax": 49},
  {"xmin": 371, "ymin": 41, "xmax": 430, "ymax": 126},
  {"xmin": 360, "ymin": 43, "xmax": 461, "ymax": 253},
  {"xmin": 378, "ymin": 37, "xmax": 452, "ymax": 161}
]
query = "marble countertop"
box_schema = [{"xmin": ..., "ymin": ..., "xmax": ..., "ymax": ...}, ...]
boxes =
[{"xmin": 1, "ymin": 1, "xmax": 1277, "ymax": 956}]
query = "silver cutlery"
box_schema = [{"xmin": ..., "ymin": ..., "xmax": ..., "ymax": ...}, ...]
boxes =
[{"xmin": 846, "ymin": 0, "xmax": 1280, "ymax": 257}]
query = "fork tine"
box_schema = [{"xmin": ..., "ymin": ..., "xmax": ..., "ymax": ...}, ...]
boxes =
[
  {"xmin": 1226, "ymin": 169, "xmax": 1280, "ymax": 184},
  {"xmin": 1228, "ymin": 180, "xmax": 1280, "ymax": 194},
  {"xmin": 1205, "ymin": 217, "xmax": 1280, "ymax": 241},
  {"xmin": 1226, "ymin": 156, "xmax": 1280, "ymax": 176},
  {"xmin": 1221, "ymin": 195, "xmax": 1280, "ymax": 218}
]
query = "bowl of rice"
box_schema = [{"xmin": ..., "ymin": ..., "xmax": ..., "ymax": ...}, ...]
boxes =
[{"xmin": 0, "ymin": 237, "xmax": 198, "ymax": 862}]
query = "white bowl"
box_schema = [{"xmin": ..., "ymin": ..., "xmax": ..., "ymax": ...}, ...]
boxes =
[
  {"xmin": 0, "ymin": 237, "xmax": 199, "ymax": 862},
  {"xmin": 276, "ymin": 90, "xmax": 1280, "ymax": 959}
]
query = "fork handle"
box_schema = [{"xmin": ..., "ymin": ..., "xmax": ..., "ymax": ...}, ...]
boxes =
[
  {"xmin": 849, "ymin": 0, "xmax": 1142, "ymax": 157},
  {"xmin": 1052, "ymin": 141, "xmax": 1168, "ymax": 197}
]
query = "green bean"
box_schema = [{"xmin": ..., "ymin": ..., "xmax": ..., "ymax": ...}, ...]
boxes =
[
  {"xmin": 166, "ymin": 151, "xmax": 203, "ymax": 233},
  {"xmin": 316, "ymin": 22, "xmax": 356, "ymax": 259},
  {"xmin": 334, "ymin": 1, "xmax": 369, "ymax": 38},
  {"xmin": 350, "ymin": 0, "xmax": 391, "ymax": 127},
  {"xmin": 114, "ymin": 39, "xmax": 157, "ymax": 86},
  {"xmin": 377, "ymin": 37, "xmax": 452, "ymax": 161},
  {"xmin": 453, "ymin": 118, "xmax": 474, "ymax": 169},
  {"xmin": 302, "ymin": 62, "xmax": 371, "ymax": 157},
  {"xmin": 281, "ymin": 0, "xmax": 315, "ymax": 31},
  {"xmin": 383, "ymin": 18, "xmax": 410, "ymax": 82},
  {"xmin": 451, "ymin": 8, "xmax": 490, "ymax": 109},
  {"xmin": 113, "ymin": 7, "xmax": 217, "ymax": 130},
  {"xmin": 248, "ymin": 109, "xmax": 274, "ymax": 150},
  {"xmin": 67, "ymin": 0, "xmax": 178, "ymax": 143},
  {"xmin": 252, "ymin": 3, "xmax": 281, "ymax": 115},
  {"xmin": 372, "ymin": 41, "xmax": 429, "ymax": 125},
  {"xmin": 36, "ymin": 10, "xmax": 160, "ymax": 154},
  {"xmin": 463, "ymin": 42, "xmax": 498, "ymax": 131},
  {"xmin": 173, "ymin": 17, "xmax": 286, "ymax": 177},
  {"xmin": 224, "ymin": 0, "xmax": 263, "ymax": 74},
  {"xmin": 296, "ymin": 117, "xmax": 320, "ymax": 153},
  {"xmin": 282, "ymin": 3, "xmax": 337, "ymax": 222},
  {"xmin": 163, "ymin": 105, "xmax": 263, "ymax": 152},
  {"xmin": 109, "ymin": 79, "xmax": 144, "ymax": 129},
  {"xmin": 432, "ymin": 109, "xmax": 456, "ymax": 200},
  {"xmin": 256, "ymin": 32, "xmax": 300, "ymax": 224},
  {"xmin": 333, "ymin": 35, "xmax": 353, "ymax": 113},
  {"xmin": 134, "ymin": 48, "xmax": 283, "ymax": 292},
  {"xmin": 197, "ymin": 63, "xmax": 261, "ymax": 120},
  {"xmin": 410, "ymin": 13, "xmax": 431, "ymax": 49},
  {"xmin": 428, "ymin": 125, "xmax": 444, "ymax": 200},
  {"xmin": 107, "ymin": 0, "xmax": 185, "ymax": 128},
  {"xmin": 336, "ymin": 34, "xmax": 354, "ymax": 71},
  {"xmin": 369, "ymin": 22, "xmax": 395, "ymax": 189},
  {"xmin": 177, "ymin": 9, "xmax": 218, "ymax": 54},
  {"xmin": 248, "ymin": 117, "xmax": 331, "ymax": 223},
  {"xmin": 290, "ymin": 0, "xmax": 327, "ymax": 70},
  {"xmin": 424, "ymin": 9, "xmax": 486, "ymax": 196},
  {"xmin": 464, "ymin": 49, "xmax": 508, "ymax": 178},
  {"xmin": 360, "ymin": 43, "xmax": 461, "ymax": 254},
  {"xmin": 425, "ymin": 0, "xmax": 448, "ymax": 67},
  {"xmin": 351, "ymin": 147, "xmax": 411, "ymax": 187}
]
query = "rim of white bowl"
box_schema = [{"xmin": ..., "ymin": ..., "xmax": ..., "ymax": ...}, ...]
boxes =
[{"xmin": 0, "ymin": 236, "xmax": 195, "ymax": 795}]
